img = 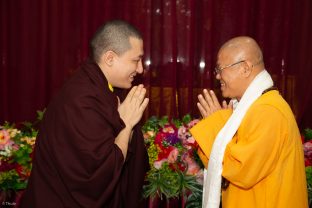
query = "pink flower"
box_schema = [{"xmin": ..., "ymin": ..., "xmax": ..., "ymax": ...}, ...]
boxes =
[
  {"xmin": 195, "ymin": 169, "xmax": 204, "ymax": 185},
  {"xmin": 178, "ymin": 126, "xmax": 188, "ymax": 140},
  {"xmin": 183, "ymin": 152, "xmax": 200, "ymax": 175},
  {"xmin": 178, "ymin": 126, "xmax": 197, "ymax": 149},
  {"xmin": 304, "ymin": 141, "xmax": 312, "ymax": 165},
  {"xmin": 0, "ymin": 129, "xmax": 10, "ymax": 146},
  {"xmin": 143, "ymin": 131, "xmax": 155, "ymax": 140},
  {"xmin": 162, "ymin": 125, "xmax": 176, "ymax": 134},
  {"xmin": 154, "ymin": 159, "xmax": 167, "ymax": 169},
  {"xmin": 186, "ymin": 136, "xmax": 195, "ymax": 144},
  {"xmin": 304, "ymin": 142, "xmax": 312, "ymax": 156},
  {"xmin": 167, "ymin": 147, "xmax": 179, "ymax": 163},
  {"xmin": 187, "ymin": 119, "xmax": 199, "ymax": 128}
]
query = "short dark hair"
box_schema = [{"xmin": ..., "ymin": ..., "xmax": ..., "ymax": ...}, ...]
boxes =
[{"xmin": 90, "ymin": 20, "xmax": 142, "ymax": 63}]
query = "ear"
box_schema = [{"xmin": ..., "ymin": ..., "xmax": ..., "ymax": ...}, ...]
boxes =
[
  {"xmin": 102, "ymin": 51, "xmax": 116, "ymax": 67},
  {"xmin": 241, "ymin": 61, "xmax": 252, "ymax": 77}
]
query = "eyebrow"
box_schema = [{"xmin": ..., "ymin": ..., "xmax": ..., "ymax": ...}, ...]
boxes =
[{"xmin": 136, "ymin": 54, "xmax": 143, "ymax": 59}]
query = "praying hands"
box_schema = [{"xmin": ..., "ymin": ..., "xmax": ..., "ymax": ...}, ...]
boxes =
[{"xmin": 197, "ymin": 89, "xmax": 233, "ymax": 118}]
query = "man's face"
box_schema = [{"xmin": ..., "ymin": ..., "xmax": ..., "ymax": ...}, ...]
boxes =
[
  {"xmin": 110, "ymin": 37, "xmax": 144, "ymax": 89},
  {"xmin": 215, "ymin": 51, "xmax": 245, "ymax": 99}
]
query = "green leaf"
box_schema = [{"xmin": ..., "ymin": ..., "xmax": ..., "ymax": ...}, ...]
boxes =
[
  {"xmin": 182, "ymin": 114, "xmax": 192, "ymax": 125},
  {"xmin": 143, "ymin": 164, "xmax": 180, "ymax": 199},
  {"xmin": 304, "ymin": 128, "xmax": 312, "ymax": 141},
  {"xmin": 306, "ymin": 166, "xmax": 312, "ymax": 206},
  {"xmin": 36, "ymin": 109, "xmax": 46, "ymax": 121}
]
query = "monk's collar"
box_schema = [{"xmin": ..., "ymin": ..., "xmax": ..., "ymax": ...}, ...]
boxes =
[{"xmin": 108, "ymin": 83, "xmax": 114, "ymax": 92}]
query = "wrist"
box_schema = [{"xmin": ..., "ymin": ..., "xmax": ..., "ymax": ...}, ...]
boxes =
[{"xmin": 123, "ymin": 124, "xmax": 133, "ymax": 131}]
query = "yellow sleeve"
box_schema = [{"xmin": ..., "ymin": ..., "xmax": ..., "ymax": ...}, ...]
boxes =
[
  {"xmin": 190, "ymin": 109, "xmax": 232, "ymax": 168},
  {"xmin": 222, "ymin": 105, "xmax": 286, "ymax": 189},
  {"xmin": 197, "ymin": 148, "xmax": 208, "ymax": 169}
]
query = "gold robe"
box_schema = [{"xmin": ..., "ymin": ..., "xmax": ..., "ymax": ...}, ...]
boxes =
[{"xmin": 191, "ymin": 90, "xmax": 308, "ymax": 208}]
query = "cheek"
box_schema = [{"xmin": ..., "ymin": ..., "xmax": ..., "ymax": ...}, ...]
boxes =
[{"xmin": 222, "ymin": 73, "xmax": 237, "ymax": 85}]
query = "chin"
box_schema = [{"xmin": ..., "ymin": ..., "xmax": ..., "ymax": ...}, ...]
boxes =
[
  {"xmin": 124, "ymin": 83, "xmax": 132, "ymax": 89},
  {"xmin": 116, "ymin": 81, "xmax": 132, "ymax": 89},
  {"xmin": 221, "ymin": 91, "xmax": 228, "ymax": 98}
]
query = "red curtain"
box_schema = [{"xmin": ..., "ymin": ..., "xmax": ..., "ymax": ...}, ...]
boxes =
[{"xmin": 1, "ymin": 0, "xmax": 312, "ymax": 128}]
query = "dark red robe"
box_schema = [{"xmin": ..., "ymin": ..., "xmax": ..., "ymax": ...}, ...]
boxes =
[{"xmin": 20, "ymin": 59, "xmax": 149, "ymax": 208}]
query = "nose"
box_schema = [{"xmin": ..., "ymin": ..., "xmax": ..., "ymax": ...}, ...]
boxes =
[{"xmin": 136, "ymin": 60, "xmax": 144, "ymax": 74}]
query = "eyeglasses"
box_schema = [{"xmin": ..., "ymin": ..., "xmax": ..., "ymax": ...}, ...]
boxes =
[
  {"xmin": 214, "ymin": 59, "xmax": 263, "ymax": 75},
  {"xmin": 214, "ymin": 60, "xmax": 246, "ymax": 75}
]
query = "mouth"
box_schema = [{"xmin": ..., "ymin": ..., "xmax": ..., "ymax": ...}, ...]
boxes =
[
  {"xmin": 220, "ymin": 81, "xmax": 225, "ymax": 88},
  {"xmin": 130, "ymin": 74, "xmax": 136, "ymax": 81}
]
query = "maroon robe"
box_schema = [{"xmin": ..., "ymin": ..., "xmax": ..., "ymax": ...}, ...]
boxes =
[{"xmin": 20, "ymin": 60, "xmax": 149, "ymax": 208}]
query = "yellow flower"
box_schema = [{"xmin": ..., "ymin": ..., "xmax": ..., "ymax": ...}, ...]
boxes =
[
  {"xmin": 21, "ymin": 137, "xmax": 36, "ymax": 146},
  {"xmin": 8, "ymin": 128, "xmax": 20, "ymax": 138}
]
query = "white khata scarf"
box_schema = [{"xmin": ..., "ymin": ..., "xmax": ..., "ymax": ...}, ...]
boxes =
[{"xmin": 202, "ymin": 70, "xmax": 273, "ymax": 208}]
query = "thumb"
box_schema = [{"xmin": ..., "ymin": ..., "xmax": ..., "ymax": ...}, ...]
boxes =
[
  {"xmin": 117, "ymin": 96, "xmax": 121, "ymax": 106},
  {"xmin": 222, "ymin": 100, "xmax": 227, "ymax": 109}
]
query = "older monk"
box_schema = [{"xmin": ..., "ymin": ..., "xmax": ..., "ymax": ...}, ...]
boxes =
[{"xmin": 191, "ymin": 36, "xmax": 308, "ymax": 208}]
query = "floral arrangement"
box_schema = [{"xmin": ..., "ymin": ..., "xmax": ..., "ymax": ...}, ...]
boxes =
[
  {"xmin": 0, "ymin": 123, "xmax": 36, "ymax": 192},
  {"xmin": 0, "ymin": 111, "xmax": 43, "ymax": 193},
  {"xmin": 142, "ymin": 115, "xmax": 204, "ymax": 208},
  {"xmin": 302, "ymin": 128, "xmax": 312, "ymax": 206}
]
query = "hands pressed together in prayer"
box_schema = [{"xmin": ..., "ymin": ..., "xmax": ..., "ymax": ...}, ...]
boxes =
[
  {"xmin": 197, "ymin": 89, "xmax": 233, "ymax": 118},
  {"xmin": 115, "ymin": 85, "xmax": 149, "ymax": 160},
  {"xmin": 118, "ymin": 84, "xmax": 149, "ymax": 129}
]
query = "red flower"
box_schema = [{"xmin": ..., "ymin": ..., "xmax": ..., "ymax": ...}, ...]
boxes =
[
  {"xmin": 154, "ymin": 132, "xmax": 166, "ymax": 148},
  {"xmin": 15, "ymin": 164, "xmax": 25, "ymax": 177},
  {"xmin": 0, "ymin": 160, "xmax": 15, "ymax": 172},
  {"xmin": 305, "ymin": 158, "xmax": 312, "ymax": 167},
  {"xmin": 157, "ymin": 145, "xmax": 175, "ymax": 161}
]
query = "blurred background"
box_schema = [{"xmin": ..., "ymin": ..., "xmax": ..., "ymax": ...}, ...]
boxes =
[{"xmin": 1, "ymin": 0, "xmax": 312, "ymax": 128}]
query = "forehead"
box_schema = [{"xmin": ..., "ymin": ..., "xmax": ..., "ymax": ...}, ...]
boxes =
[
  {"xmin": 217, "ymin": 49, "xmax": 232, "ymax": 65},
  {"xmin": 217, "ymin": 47, "xmax": 242, "ymax": 65},
  {"xmin": 127, "ymin": 37, "xmax": 143, "ymax": 56}
]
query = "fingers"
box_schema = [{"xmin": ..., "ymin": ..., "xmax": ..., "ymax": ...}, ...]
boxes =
[
  {"xmin": 228, "ymin": 100, "xmax": 233, "ymax": 109},
  {"xmin": 139, "ymin": 98, "xmax": 149, "ymax": 112},
  {"xmin": 221, "ymin": 100, "xmax": 234, "ymax": 110},
  {"xmin": 222, "ymin": 100, "xmax": 227, "ymax": 108},
  {"xmin": 198, "ymin": 94, "xmax": 209, "ymax": 113},
  {"xmin": 124, "ymin": 84, "xmax": 144, "ymax": 104},
  {"xmin": 210, "ymin": 90, "xmax": 221, "ymax": 108},
  {"xmin": 124, "ymin": 85, "xmax": 138, "ymax": 102},
  {"xmin": 197, "ymin": 102, "xmax": 208, "ymax": 118},
  {"xmin": 133, "ymin": 85, "xmax": 146, "ymax": 106},
  {"xmin": 124, "ymin": 84, "xmax": 148, "ymax": 109},
  {"xmin": 203, "ymin": 89, "xmax": 214, "ymax": 108},
  {"xmin": 204, "ymin": 90, "xmax": 221, "ymax": 110},
  {"xmin": 117, "ymin": 96, "xmax": 121, "ymax": 106},
  {"xmin": 197, "ymin": 89, "xmax": 222, "ymax": 117},
  {"xmin": 118, "ymin": 85, "xmax": 149, "ymax": 128}
]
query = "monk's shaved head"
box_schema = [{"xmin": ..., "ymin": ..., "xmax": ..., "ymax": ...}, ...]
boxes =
[
  {"xmin": 218, "ymin": 36, "xmax": 264, "ymax": 72},
  {"xmin": 90, "ymin": 20, "xmax": 142, "ymax": 63},
  {"xmin": 216, "ymin": 36, "xmax": 265, "ymax": 99}
]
